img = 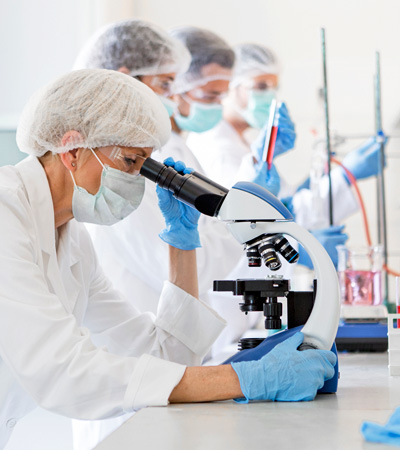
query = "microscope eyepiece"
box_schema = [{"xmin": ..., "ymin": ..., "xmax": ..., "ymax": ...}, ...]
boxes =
[{"xmin": 140, "ymin": 158, "xmax": 228, "ymax": 217}]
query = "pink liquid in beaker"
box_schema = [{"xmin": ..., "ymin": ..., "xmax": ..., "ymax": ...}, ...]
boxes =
[{"xmin": 340, "ymin": 270, "xmax": 382, "ymax": 306}]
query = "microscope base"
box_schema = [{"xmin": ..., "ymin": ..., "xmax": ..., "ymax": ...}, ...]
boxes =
[{"xmin": 222, "ymin": 325, "xmax": 339, "ymax": 394}]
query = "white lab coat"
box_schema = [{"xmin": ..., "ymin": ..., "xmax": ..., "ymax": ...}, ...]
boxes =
[
  {"xmin": 0, "ymin": 156, "xmax": 225, "ymax": 450},
  {"xmin": 187, "ymin": 120, "xmax": 359, "ymax": 228}
]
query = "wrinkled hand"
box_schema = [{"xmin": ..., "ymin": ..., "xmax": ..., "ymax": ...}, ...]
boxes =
[
  {"xmin": 251, "ymin": 102, "xmax": 296, "ymax": 163},
  {"xmin": 252, "ymin": 162, "xmax": 280, "ymax": 196},
  {"xmin": 157, "ymin": 157, "xmax": 201, "ymax": 250},
  {"xmin": 298, "ymin": 225, "xmax": 348, "ymax": 269},
  {"xmin": 342, "ymin": 133, "xmax": 387, "ymax": 181},
  {"xmin": 231, "ymin": 332, "xmax": 336, "ymax": 402}
]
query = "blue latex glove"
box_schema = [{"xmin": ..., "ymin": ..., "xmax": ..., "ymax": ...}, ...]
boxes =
[
  {"xmin": 298, "ymin": 225, "xmax": 348, "ymax": 269},
  {"xmin": 342, "ymin": 133, "xmax": 387, "ymax": 182},
  {"xmin": 231, "ymin": 332, "xmax": 336, "ymax": 402},
  {"xmin": 296, "ymin": 177, "xmax": 310, "ymax": 192},
  {"xmin": 251, "ymin": 102, "xmax": 296, "ymax": 163},
  {"xmin": 361, "ymin": 407, "xmax": 400, "ymax": 446},
  {"xmin": 157, "ymin": 157, "xmax": 201, "ymax": 250},
  {"xmin": 253, "ymin": 162, "xmax": 281, "ymax": 196}
]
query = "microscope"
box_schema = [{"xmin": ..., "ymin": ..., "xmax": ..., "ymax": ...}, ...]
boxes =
[{"xmin": 140, "ymin": 158, "xmax": 340, "ymax": 393}]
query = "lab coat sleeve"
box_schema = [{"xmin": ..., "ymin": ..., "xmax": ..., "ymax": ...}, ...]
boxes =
[
  {"xmin": 291, "ymin": 168, "xmax": 359, "ymax": 228},
  {"xmin": 0, "ymin": 189, "xmax": 185, "ymax": 419},
  {"xmin": 85, "ymin": 244, "xmax": 227, "ymax": 365}
]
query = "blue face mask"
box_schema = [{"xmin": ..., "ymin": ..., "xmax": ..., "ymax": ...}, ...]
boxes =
[
  {"xmin": 241, "ymin": 90, "xmax": 276, "ymax": 129},
  {"xmin": 174, "ymin": 98, "xmax": 223, "ymax": 133},
  {"xmin": 70, "ymin": 149, "xmax": 145, "ymax": 225},
  {"xmin": 158, "ymin": 95, "xmax": 177, "ymax": 117}
]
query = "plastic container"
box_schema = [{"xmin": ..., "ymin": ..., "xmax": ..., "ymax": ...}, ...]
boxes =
[
  {"xmin": 388, "ymin": 314, "xmax": 400, "ymax": 376},
  {"xmin": 337, "ymin": 245, "xmax": 383, "ymax": 306}
]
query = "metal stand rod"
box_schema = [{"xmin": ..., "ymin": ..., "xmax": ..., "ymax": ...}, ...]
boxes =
[
  {"xmin": 374, "ymin": 51, "xmax": 389, "ymax": 303},
  {"xmin": 321, "ymin": 28, "xmax": 334, "ymax": 226}
]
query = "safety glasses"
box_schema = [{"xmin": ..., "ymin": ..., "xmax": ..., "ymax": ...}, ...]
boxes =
[
  {"xmin": 95, "ymin": 147, "xmax": 148, "ymax": 175},
  {"xmin": 186, "ymin": 87, "xmax": 228, "ymax": 104},
  {"xmin": 148, "ymin": 76, "xmax": 175, "ymax": 97}
]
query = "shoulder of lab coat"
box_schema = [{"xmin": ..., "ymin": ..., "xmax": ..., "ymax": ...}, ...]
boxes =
[
  {"xmin": 187, "ymin": 120, "xmax": 252, "ymax": 188},
  {"xmin": 291, "ymin": 168, "xmax": 359, "ymax": 228},
  {"xmin": 0, "ymin": 157, "xmax": 223, "ymax": 428}
]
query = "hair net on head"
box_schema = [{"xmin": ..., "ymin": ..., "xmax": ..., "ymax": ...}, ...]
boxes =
[
  {"xmin": 231, "ymin": 43, "xmax": 280, "ymax": 87},
  {"xmin": 16, "ymin": 69, "xmax": 171, "ymax": 157},
  {"xmin": 169, "ymin": 26, "xmax": 235, "ymax": 93},
  {"xmin": 73, "ymin": 19, "xmax": 191, "ymax": 77}
]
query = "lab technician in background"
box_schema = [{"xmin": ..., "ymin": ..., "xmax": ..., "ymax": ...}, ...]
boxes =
[
  {"xmin": 74, "ymin": 21, "xmax": 245, "ymax": 314},
  {"xmin": 188, "ymin": 43, "xmax": 384, "ymax": 265},
  {"xmin": 0, "ymin": 69, "xmax": 336, "ymax": 450},
  {"xmin": 75, "ymin": 22, "xmax": 263, "ymax": 360}
]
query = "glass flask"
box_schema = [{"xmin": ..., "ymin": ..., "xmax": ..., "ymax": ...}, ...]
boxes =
[{"xmin": 337, "ymin": 245, "xmax": 383, "ymax": 306}]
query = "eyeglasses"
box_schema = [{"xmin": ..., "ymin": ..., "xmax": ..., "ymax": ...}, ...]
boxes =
[
  {"xmin": 241, "ymin": 80, "xmax": 279, "ymax": 92},
  {"xmin": 148, "ymin": 76, "xmax": 175, "ymax": 97},
  {"xmin": 186, "ymin": 87, "xmax": 228, "ymax": 104},
  {"xmin": 95, "ymin": 147, "xmax": 148, "ymax": 175}
]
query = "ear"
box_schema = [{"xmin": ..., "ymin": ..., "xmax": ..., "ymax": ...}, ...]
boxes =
[
  {"xmin": 60, "ymin": 149, "xmax": 79, "ymax": 172},
  {"xmin": 59, "ymin": 130, "xmax": 84, "ymax": 171},
  {"xmin": 117, "ymin": 66, "xmax": 130, "ymax": 75}
]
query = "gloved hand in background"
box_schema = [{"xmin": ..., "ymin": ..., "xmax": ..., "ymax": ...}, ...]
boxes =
[
  {"xmin": 157, "ymin": 157, "xmax": 201, "ymax": 250},
  {"xmin": 231, "ymin": 332, "xmax": 336, "ymax": 402},
  {"xmin": 342, "ymin": 133, "xmax": 387, "ymax": 182},
  {"xmin": 361, "ymin": 407, "xmax": 400, "ymax": 446},
  {"xmin": 252, "ymin": 162, "xmax": 281, "ymax": 196},
  {"xmin": 298, "ymin": 225, "xmax": 349, "ymax": 269},
  {"xmin": 251, "ymin": 102, "xmax": 296, "ymax": 163}
]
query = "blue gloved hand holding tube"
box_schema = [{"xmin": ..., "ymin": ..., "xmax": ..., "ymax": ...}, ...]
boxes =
[
  {"xmin": 157, "ymin": 157, "xmax": 201, "ymax": 250},
  {"xmin": 298, "ymin": 225, "xmax": 349, "ymax": 269},
  {"xmin": 342, "ymin": 133, "xmax": 387, "ymax": 182},
  {"xmin": 231, "ymin": 332, "xmax": 336, "ymax": 402},
  {"xmin": 251, "ymin": 102, "xmax": 296, "ymax": 163},
  {"xmin": 252, "ymin": 162, "xmax": 281, "ymax": 196}
]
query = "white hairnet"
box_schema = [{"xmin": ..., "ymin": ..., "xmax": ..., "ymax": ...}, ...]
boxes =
[
  {"xmin": 17, "ymin": 69, "xmax": 171, "ymax": 157},
  {"xmin": 74, "ymin": 19, "xmax": 191, "ymax": 77},
  {"xmin": 231, "ymin": 43, "xmax": 280, "ymax": 86},
  {"xmin": 169, "ymin": 26, "xmax": 235, "ymax": 93}
]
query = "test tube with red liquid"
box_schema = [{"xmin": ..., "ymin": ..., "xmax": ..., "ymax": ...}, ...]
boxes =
[{"xmin": 266, "ymin": 109, "xmax": 280, "ymax": 170}]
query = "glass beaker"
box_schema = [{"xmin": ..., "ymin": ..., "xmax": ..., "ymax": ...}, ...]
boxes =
[{"xmin": 337, "ymin": 245, "xmax": 383, "ymax": 306}]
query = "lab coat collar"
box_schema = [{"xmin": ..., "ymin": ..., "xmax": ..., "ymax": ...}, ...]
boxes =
[
  {"xmin": 16, "ymin": 156, "xmax": 57, "ymax": 256},
  {"xmin": 16, "ymin": 156, "xmax": 84, "ymax": 311}
]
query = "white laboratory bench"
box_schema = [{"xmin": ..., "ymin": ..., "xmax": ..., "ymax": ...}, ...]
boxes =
[{"xmin": 95, "ymin": 353, "xmax": 399, "ymax": 450}]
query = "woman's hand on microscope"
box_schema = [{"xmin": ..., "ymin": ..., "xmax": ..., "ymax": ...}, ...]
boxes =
[
  {"xmin": 231, "ymin": 331, "xmax": 336, "ymax": 402},
  {"xmin": 157, "ymin": 157, "xmax": 201, "ymax": 250}
]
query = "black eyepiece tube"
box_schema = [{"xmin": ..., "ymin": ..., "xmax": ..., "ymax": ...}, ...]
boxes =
[{"xmin": 140, "ymin": 158, "xmax": 229, "ymax": 217}]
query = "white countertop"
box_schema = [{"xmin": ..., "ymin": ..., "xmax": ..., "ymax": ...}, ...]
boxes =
[{"xmin": 95, "ymin": 353, "xmax": 400, "ymax": 450}]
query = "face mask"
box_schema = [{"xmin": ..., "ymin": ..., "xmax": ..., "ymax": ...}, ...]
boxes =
[
  {"xmin": 174, "ymin": 98, "xmax": 223, "ymax": 133},
  {"xmin": 70, "ymin": 149, "xmax": 145, "ymax": 226},
  {"xmin": 240, "ymin": 90, "xmax": 276, "ymax": 129},
  {"xmin": 158, "ymin": 95, "xmax": 177, "ymax": 117}
]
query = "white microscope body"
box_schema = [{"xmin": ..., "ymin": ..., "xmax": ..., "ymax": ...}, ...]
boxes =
[
  {"xmin": 217, "ymin": 182, "xmax": 340, "ymax": 351},
  {"xmin": 140, "ymin": 158, "xmax": 341, "ymax": 352}
]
